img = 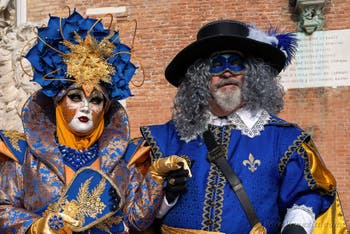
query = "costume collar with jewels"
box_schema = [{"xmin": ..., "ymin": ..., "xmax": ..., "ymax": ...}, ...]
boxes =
[{"xmin": 59, "ymin": 142, "xmax": 99, "ymax": 171}]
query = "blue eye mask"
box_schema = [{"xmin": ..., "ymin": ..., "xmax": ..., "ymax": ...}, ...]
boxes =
[{"xmin": 209, "ymin": 53, "xmax": 245, "ymax": 75}]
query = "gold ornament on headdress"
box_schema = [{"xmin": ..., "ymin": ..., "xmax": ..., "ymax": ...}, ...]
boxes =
[{"xmin": 63, "ymin": 32, "xmax": 116, "ymax": 95}]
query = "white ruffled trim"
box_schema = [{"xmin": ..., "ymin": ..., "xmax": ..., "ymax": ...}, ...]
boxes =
[
  {"xmin": 208, "ymin": 108, "xmax": 270, "ymax": 138},
  {"xmin": 235, "ymin": 109, "xmax": 270, "ymax": 138},
  {"xmin": 235, "ymin": 108, "xmax": 264, "ymax": 129},
  {"xmin": 282, "ymin": 204, "xmax": 316, "ymax": 234},
  {"xmin": 181, "ymin": 108, "xmax": 270, "ymax": 142}
]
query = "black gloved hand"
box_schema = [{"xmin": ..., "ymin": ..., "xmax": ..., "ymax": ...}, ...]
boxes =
[
  {"xmin": 282, "ymin": 224, "xmax": 307, "ymax": 234},
  {"xmin": 165, "ymin": 162, "xmax": 189, "ymax": 203}
]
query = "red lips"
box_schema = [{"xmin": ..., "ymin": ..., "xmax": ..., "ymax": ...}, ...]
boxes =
[{"xmin": 78, "ymin": 116, "xmax": 89, "ymax": 123}]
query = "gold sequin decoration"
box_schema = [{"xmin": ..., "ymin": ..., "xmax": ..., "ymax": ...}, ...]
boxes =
[
  {"xmin": 63, "ymin": 32, "xmax": 116, "ymax": 93},
  {"xmin": 2, "ymin": 130, "xmax": 25, "ymax": 152},
  {"xmin": 57, "ymin": 176, "xmax": 107, "ymax": 226}
]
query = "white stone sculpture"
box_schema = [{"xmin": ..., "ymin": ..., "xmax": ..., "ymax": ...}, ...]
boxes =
[{"xmin": 0, "ymin": 0, "xmax": 40, "ymax": 131}]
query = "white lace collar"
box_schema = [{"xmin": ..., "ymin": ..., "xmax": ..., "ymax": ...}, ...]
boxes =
[{"xmin": 208, "ymin": 108, "xmax": 271, "ymax": 138}]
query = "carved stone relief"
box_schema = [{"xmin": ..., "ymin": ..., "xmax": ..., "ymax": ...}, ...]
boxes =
[{"xmin": 0, "ymin": 0, "xmax": 40, "ymax": 131}]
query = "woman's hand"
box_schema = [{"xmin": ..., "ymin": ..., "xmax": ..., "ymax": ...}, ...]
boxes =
[{"xmin": 26, "ymin": 212, "xmax": 80, "ymax": 234}]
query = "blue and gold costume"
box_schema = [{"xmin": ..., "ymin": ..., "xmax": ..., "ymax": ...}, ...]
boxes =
[
  {"xmin": 0, "ymin": 9, "xmax": 163, "ymax": 234},
  {"xmin": 140, "ymin": 110, "xmax": 345, "ymax": 233},
  {"xmin": 0, "ymin": 92, "xmax": 163, "ymax": 233}
]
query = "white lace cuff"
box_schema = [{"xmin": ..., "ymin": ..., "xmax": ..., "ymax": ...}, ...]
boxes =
[
  {"xmin": 282, "ymin": 204, "xmax": 316, "ymax": 234},
  {"xmin": 156, "ymin": 195, "xmax": 178, "ymax": 219}
]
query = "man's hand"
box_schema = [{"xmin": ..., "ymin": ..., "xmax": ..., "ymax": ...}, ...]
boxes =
[
  {"xmin": 165, "ymin": 163, "xmax": 190, "ymax": 203},
  {"xmin": 281, "ymin": 224, "xmax": 307, "ymax": 234},
  {"xmin": 149, "ymin": 155, "xmax": 192, "ymax": 183}
]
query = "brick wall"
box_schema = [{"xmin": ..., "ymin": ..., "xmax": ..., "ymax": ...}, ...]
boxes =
[{"xmin": 26, "ymin": 0, "xmax": 350, "ymax": 228}]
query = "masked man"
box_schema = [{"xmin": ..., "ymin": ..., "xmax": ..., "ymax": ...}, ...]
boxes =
[{"xmin": 132, "ymin": 20, "xmax": 347, "ymax": 234}]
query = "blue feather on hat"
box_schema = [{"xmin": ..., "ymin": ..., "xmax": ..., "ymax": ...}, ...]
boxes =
[{"xmin": 249, "ymin": 25, "xmax": 298, "ymax": 69}]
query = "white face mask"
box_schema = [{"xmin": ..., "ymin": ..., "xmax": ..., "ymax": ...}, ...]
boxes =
[{"xmin": 62, "ymin": 88, "xmax": 104, "ymax": 134}]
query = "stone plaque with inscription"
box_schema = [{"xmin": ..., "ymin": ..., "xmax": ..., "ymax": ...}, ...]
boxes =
[{"xmin": 280, "ymin": 29, "xmax": 350, "ymax": 89}]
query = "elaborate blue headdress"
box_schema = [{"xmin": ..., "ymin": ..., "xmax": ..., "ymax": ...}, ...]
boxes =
[{"xmin": 25, "ymin": 9, "xmax": 136, "ymax": 100}]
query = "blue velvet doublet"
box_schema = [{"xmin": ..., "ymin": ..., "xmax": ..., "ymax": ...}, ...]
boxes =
[{"xmin": 141, "ymin": 116, "xmax": 334, "ymax": 233}]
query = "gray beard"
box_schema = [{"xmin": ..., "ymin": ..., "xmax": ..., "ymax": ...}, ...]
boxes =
[{"xmin": 212, "ymin": 87, "xmax": 241, "ymax": 113}]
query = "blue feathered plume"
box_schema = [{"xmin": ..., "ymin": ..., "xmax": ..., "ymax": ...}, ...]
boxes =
[
  {"xmin": 276, "ymin": 33, "xmax": 298, "ymax": 67},
  {"xmin": 268, "ymin": 27, "xmax": 298, "ymax": 68}
]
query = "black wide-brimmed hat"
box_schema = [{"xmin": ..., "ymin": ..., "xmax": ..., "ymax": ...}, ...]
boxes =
[{"xmin": 165, "ymin": 20, "xmax": 297, "ymax": 87}]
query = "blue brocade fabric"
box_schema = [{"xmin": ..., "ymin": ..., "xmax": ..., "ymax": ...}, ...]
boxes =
[{"xmin": 59, "ymin": 142, "xmax": 99, "ymax": 171}]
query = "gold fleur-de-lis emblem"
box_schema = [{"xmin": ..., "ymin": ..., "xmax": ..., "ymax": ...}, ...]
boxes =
[{"xmin": 242, "ymin": 153, "xmax": 261, "ymax": 172}]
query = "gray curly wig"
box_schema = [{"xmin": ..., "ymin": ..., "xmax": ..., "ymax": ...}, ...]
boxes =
[{"xmin": 172, "ymin": 58, "xmax": 285, "ymax": 140}]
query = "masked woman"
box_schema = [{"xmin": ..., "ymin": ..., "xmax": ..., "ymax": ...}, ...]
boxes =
[{"xmin": 0, "ymin": 9, "xmax": 181, "ymax": 234}]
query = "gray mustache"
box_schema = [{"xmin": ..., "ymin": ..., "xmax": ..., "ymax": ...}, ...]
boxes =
[{"xmin": 215, "ymin": 79, "xmax": 242, "ymax": 89}]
